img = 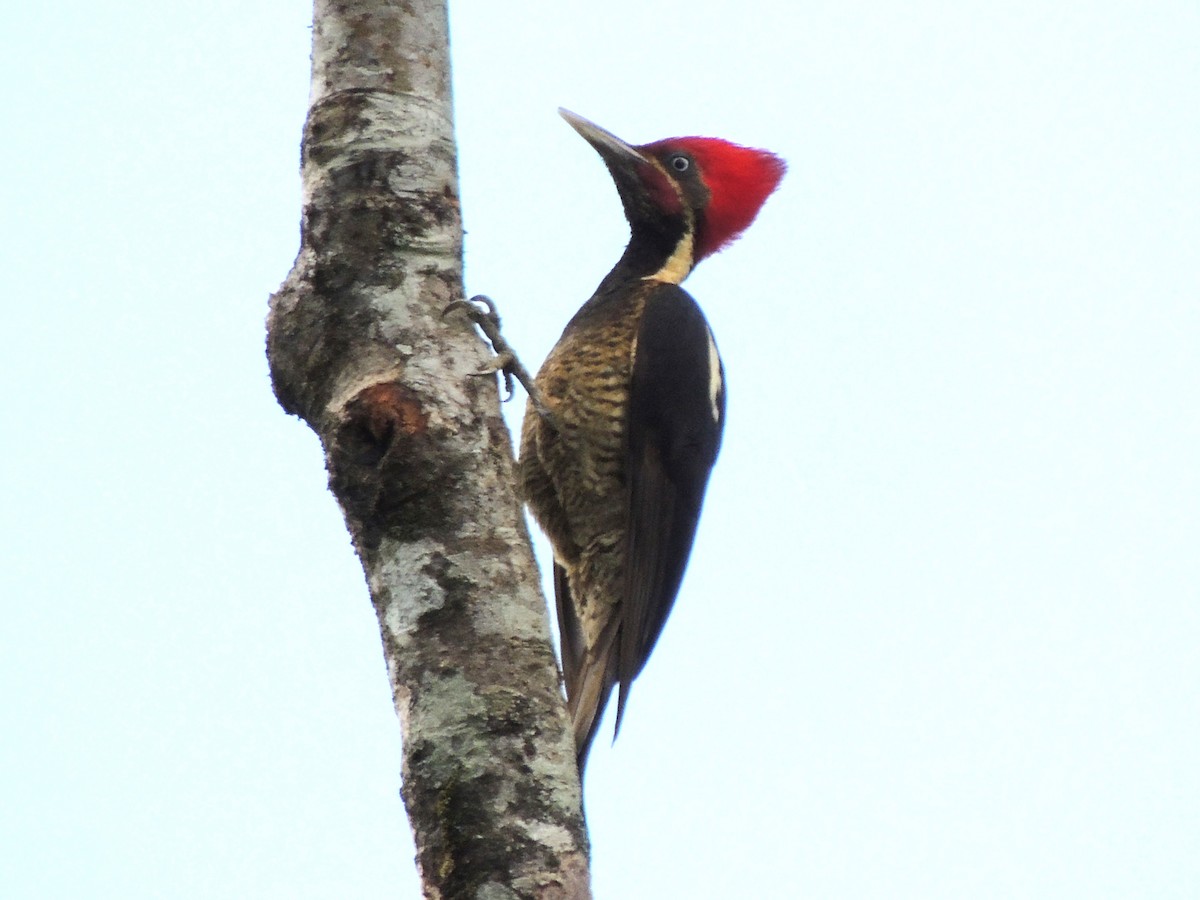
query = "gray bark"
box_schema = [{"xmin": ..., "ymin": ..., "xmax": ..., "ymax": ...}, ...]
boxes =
[{"xmin": 266, "ymin": 1, "xmax": 591, "ymax": 896}]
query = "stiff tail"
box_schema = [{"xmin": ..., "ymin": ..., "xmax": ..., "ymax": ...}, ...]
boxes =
[
  {"xmin": 569, "ymin": 651, "xmax": 615, "ymax": 774},
  {"xmin": 555, "ymin": 564, "xmax": 619, "ymax": 774}
]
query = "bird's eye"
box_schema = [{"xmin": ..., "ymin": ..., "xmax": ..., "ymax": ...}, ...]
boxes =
[{"xmin": 670, "ymin": 155, "xmax": 690, "ymax": 172}]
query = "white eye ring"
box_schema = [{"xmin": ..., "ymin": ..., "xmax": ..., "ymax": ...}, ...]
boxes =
[{"xmin": 671, "ymin": 155, "xmax": 690, "ymax": 172}]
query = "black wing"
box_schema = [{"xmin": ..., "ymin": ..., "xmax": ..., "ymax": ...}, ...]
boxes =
[{"xmin": 615, "ymin": 282, "xmax": 725, "ymax": 731}]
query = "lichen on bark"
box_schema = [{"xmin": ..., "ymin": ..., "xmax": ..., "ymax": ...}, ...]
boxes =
[{"xmin": 266, "ymin": 1, "xmax": 591, "ymax": 896}]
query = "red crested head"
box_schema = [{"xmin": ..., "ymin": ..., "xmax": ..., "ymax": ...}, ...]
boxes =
[
  {"xmin": 559, "ymin": 109, "xmax": 785, "ymax": 279},
  {"xmin": 641, "ymin": 136, "xmax": 786, "ymax": 260}
]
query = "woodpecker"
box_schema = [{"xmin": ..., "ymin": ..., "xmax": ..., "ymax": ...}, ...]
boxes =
[{"xmin": 519, "ymin": 109, "xmax": 785, "ymax": 772}]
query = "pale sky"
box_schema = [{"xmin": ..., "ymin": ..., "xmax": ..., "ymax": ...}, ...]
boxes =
[{"xmin": 3, "ymin": 1, "xmax": 1198, "ymax": 897}]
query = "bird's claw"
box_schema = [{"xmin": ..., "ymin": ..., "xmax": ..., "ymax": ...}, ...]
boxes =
[
  {"xmin": 471, "ymin": 349, "xmax": 518, "ymax": 400},
  {"xmin": 444, "ymin": 295, "xmax": 555, "ymax": 423},
  {"xmin": 443, "ymin": 295, "xmax": 501, "ymax": 327}
]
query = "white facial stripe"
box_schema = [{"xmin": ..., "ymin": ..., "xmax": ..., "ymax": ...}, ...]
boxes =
[
  {"xmin": 643, "ymin": 230, "xmax": 695, "ymax": 285},
  {"xmin": 706, "ymin": 327, "xmax": 722, "ymax": 422},
  {"xmin": 641, "ymin": 158, "xmax": 696, "ymax": 285}
]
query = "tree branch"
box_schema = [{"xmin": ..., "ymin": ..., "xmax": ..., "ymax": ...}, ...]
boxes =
[{"xmin": 266, "ymin": 1, "xmax": 591, "ymax": 895}]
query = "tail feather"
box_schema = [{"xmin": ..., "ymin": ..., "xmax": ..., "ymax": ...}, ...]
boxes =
[
  {"xmin": 568, "ymin": 642, "xmax": 619, "ymax": 773},
  {"xmin": 554, "ymin": 563, "xmax": 621, "ymax": 774}
]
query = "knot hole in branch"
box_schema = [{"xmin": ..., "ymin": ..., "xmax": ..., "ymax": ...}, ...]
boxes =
[
  {"xmin": 337, "ymin": 382, "xmax": 429, "ymax": 466},
  {"xmin": 328, "ymin": 382, "xmax": 453, "ymax": 553}
]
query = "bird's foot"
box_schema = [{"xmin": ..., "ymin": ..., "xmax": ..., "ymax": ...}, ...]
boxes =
[{"xmin": 443, "ymin": 295, "xmax": 555, "ymax": 423}]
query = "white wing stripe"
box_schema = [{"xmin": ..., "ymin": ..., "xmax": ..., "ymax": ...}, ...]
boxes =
[{"xmin": 705, "ymin": 327, "xmax": 722, "ymax": 422}]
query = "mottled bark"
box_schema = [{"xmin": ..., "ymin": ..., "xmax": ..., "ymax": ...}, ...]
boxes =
[{"xmin": 266, "ymin": 1, "xmax": 590, "ymax": 896}]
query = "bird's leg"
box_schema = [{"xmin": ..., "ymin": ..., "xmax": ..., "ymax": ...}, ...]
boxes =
[{"xmin": 443, "ymin": 295, "xmax": 556, "ymax": 424}]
